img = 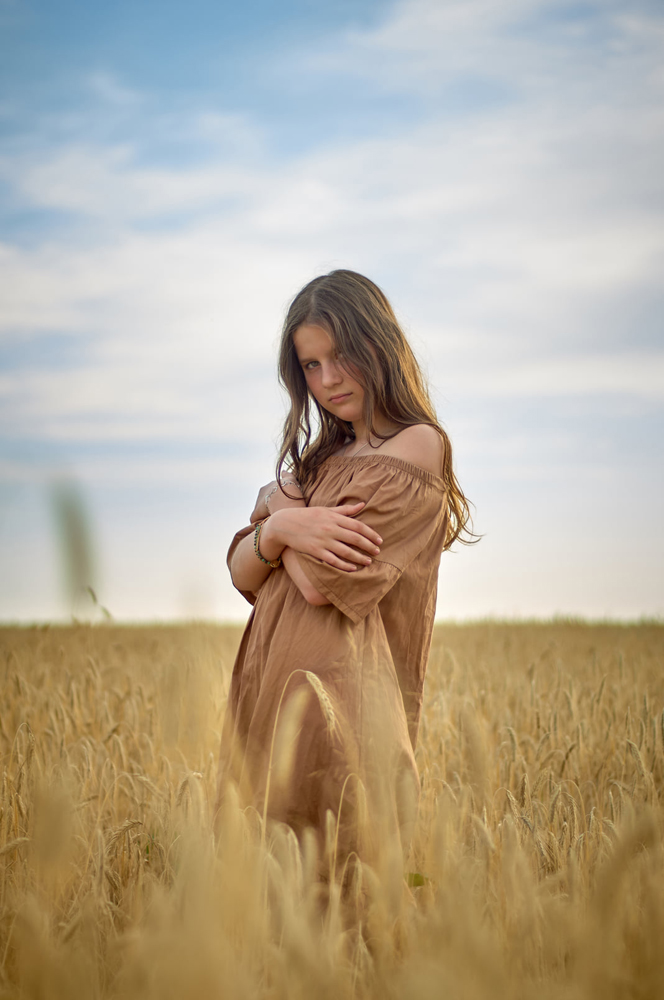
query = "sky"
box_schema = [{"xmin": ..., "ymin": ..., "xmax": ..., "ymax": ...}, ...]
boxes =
[{"xmin": 1, "ymin": 0, "xmax": 663, "ymax": 622}]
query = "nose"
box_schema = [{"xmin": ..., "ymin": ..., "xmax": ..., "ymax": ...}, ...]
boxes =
[{"xmin": 320, "ymin": 360, "xmax": 343, "ymax": 388}]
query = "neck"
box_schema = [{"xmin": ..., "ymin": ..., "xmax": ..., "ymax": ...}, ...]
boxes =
[{"xmin": 351, "ymin": 412, "xmax": 396, "ymax": 445}]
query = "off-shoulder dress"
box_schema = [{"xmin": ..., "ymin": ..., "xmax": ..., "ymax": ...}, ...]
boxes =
[{"xmin": 218, "ymin": 454, "xmax": 448, "ymax": 860}]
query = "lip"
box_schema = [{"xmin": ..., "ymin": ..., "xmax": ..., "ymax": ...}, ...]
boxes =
[{"xmin": 328, "ymin": 392, "xmax": 351, "ymax": 404}]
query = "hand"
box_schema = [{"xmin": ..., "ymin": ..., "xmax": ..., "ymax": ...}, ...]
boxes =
[
  {"xmin": 249, "ymin": 480, "xmax": 304, "ymax": 523},
  {"xmin": 260, "ymin": 503, "xmax": 383, "ymax": 572}
]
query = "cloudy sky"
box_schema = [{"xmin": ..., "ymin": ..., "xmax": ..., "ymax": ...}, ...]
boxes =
[{"xmin": 1, "ymin": 0, "xmax": 663, "ymax": 622}]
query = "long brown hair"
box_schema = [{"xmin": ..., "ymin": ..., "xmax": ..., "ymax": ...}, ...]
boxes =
[{"xmin": 276, "ymin": 269, "xmax": 475, "ymax": 548}]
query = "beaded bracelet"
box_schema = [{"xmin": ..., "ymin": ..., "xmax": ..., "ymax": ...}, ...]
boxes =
[{"xmin": 253, "ymin": 519, "xmax": 282, "ymax": 568}]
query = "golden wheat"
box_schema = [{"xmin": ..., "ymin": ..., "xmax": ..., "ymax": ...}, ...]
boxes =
[{"xmin": 0, "ymin": 620, "xmax": 662, "ymax": 999}]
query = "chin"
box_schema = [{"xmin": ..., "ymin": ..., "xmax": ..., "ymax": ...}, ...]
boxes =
[
  {"xmin": 320, "ymin": 396, "xmax": 352, "ymax": 414},
  {"xmin": 333, "ymin": 407, "xmax": 362, "ymax": 423}
]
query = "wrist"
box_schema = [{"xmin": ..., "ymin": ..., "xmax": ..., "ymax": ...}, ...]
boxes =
[{"xmin": 259, "ymin": 513, "xmax": 286, "ymax": 562}]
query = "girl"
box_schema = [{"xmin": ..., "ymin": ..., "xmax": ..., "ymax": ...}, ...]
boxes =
[{"xmin": 216, "ymin": 269, "xmax": 472, "ymax": 868}]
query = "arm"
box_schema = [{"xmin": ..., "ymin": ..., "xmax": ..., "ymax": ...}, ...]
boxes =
[
  {"xmin": 276, "ymin": 428, "xmax": 441, "ymax": 606},
  {"xmin": 229, "ymin": 529, "xmax": 280, "ymax": 596},
  {"xmin": 282, "ymin": 547, "xmax": 330, "ymax": 606},
  {"xmin": 293, "ymin": 432, "xmax": 446, "ymax": 624},
  {"xmin": 230, "ymin": 529, "xmax": 330, "ymax": 604},
  {"xmin": 264, "ymin": 485, "xmax": 332, "ymax": 604},
  {"xmin": 229, "ymin": 480, "xmax": 306, "ymax": 596},
  {"xmin": 229, "ymin": 488, "xmax": 383, "ymax": 599}
]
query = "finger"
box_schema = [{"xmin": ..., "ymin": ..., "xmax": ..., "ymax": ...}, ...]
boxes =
[
  {"xmin": 319, "ymin": 551, "xmax": 359, "ymax": 572},
  {"xmin": 329, "ymin": 541, "xmax": 374, "ymax": 565},
  {"xmin": 336, "ymin": 528, "xmax": 381, "ymax": 555},
  {"xmin": 327, "ymin": 506, "xmax": 382, "ymax": 543},
  {"xmin": 337, "ymin": 516, "xmax": 383, "ymax": 545}
]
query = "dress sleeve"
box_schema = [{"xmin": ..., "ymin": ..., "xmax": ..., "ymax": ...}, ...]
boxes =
[
  {"xmin": 295, "ymin": 466, "xmax": 445, "ymax": 624},
  {"xmin": 227, "ymin": 524, "xmax": 257, "ymax": 606}
]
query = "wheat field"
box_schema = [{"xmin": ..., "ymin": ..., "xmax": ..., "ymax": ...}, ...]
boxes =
[{"xmin": 0, "ymin": 621, "xmax": 663, "ymax": 999}]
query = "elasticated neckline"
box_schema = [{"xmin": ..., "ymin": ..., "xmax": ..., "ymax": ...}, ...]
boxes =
[{"xmin": 321, "ymin": 453, "xmax": 447, "ymax": 493}]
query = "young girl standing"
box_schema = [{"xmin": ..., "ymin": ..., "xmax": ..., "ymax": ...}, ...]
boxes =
[{"xmin": 216, "ymin": 270, "xmax": 472, "ymax": 867}]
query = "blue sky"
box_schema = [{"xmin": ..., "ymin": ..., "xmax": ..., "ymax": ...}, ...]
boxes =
[{"xmin": 1, "ymin": 0, "xmax": 663, "ymax": 621}]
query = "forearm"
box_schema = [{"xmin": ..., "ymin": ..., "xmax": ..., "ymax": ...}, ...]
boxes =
[
  {"xmin": 230, "ymin": 483, "xmax": 306, "ymax": 595},
  {"xmin": 230, "ymin": 529, "xmax": 278, "ymax": 594},
  {"xmin": 282, "ymin": 547, "xmax": 330, "ymax": 606}
]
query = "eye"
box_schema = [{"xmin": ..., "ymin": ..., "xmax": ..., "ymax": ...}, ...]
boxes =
[{"xmin": 304, "ymin": 361, "xmax": 320, "ymax": 371}]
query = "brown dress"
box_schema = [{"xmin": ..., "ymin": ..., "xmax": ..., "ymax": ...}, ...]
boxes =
[{"xmin": 218, "ymin": 454, "xmax": 448, "ymax": 862}]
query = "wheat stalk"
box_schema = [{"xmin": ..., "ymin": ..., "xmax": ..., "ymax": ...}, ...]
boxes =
[{"xmin": 303, "ymin": 671, "xmax": 338, "ymax": 737}]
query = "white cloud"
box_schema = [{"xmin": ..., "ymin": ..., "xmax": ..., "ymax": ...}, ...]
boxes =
[
  {"xmin": 451, "ymin": 352, "xmax": 664, "ymax": 398},
  {"xmin": 0, "ymin": 145, "xmax": 260, "ymax": 220},
  {"xmin": 88, "ymin": 72, "xmax": 144, "ymax": 108},
  {"xmin": 2, "ymin": 83, "xmax": 662, "ymax": 445},
  {"xmin": 331, "ymin": 0, "xmax": 664, "ymax": 102}
]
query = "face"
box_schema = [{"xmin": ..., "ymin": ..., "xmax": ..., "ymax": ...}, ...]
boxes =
[{"xmin": 292, "ymin": 323, "xmax": 365, "ymax": 423}]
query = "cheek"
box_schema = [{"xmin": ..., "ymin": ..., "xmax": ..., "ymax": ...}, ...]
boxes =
[
  {"xmin": 337, "ymin": 359, "xmax": 364, "ymax": 391},
  {"xmin": 346, "ymin": 372, "xmax": 365, "ymax": 398},
  {"xmin": 303, "ymin": 371, "xmax": 324, "ymax": 400}
]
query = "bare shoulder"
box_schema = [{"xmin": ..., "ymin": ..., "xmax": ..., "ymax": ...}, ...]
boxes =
[{"xmin": 380, "ymin": 424, "xmax": 445, "ymax": 477}]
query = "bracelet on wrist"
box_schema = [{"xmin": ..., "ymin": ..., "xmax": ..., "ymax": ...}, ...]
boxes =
[{"xmin": 253, "ymin": 519, "xmax": 282, "ymax": 568}]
